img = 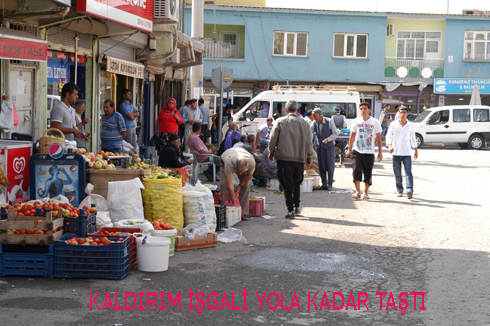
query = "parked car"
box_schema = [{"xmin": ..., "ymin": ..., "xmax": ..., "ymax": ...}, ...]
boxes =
[{"xmin": 413, "ymin": 105, "xmax": 490, "ymax": 149}]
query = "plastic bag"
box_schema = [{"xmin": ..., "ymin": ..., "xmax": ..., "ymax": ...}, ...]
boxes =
[
  {"xmin": 217, "ymin": 227, "xmax": 247, "ymax": 243},
  {"xmin": 180, "ymin": 224, "xmax": 212, "ymax": 240},
  {"xmin": 225, "ymin": 193, "xmax": 243, "ymax": 217},
  {"xmin": 114, "ymin": 219, "xmax": 154, "ymax": 234},
  {"xmin": 142, "ymin": 177, "xmax": 183, "ymax": 230},
  {"xmin": 28, "ymin": 195, "xmax": 70, "ymax": 205},
  {"xmin": 78, "ymin": 183, "xmax": 109, "ymax": 211},
  {"xmin": 107, "ymin": 178, "xmax": 145, "ymax": 223},
  {"xmin": 96, "ymin": 211, "xmax": 111, "ymax": 229},
  {"xmin": 182, "ymin": 181, "xmax": 217, "ymax": 231},
  {"xmin": 0, "ymin": 101, "xmax": 14, "ymax": 130}
]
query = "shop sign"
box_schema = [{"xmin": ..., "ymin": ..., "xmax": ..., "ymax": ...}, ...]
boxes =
[
  {"xmin": 57, "ymin": 51, "xmax": 67, "ymax": 60},
  {"xmin": 106, "ymin": 56, "xmax": 145, "ymax": 79},
  {"xmin": 70, "ymin": 53, "xmax": 86, "ymax": 63},
  {"xmin": 0, "ymin": 37, "xmax": 47, "ymax": 61},
  {"xmin": 77, "ymin": 0, "xmax": 154, "ymax": 33},
  {"xmin": 434, "ymin": 78, "xmax": 490, "ymax": 95}
]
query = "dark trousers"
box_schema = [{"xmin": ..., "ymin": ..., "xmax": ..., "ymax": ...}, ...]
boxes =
[
  {"xmin": 200, "ymin": 124, "xmax": 209, "ymax": 144},
  {"xmin": 351, "ymin": 150, "xmax": 375, "ymax": 186},
  {"xmin": 318, "ymin": 146, "xmax": 335, "ymax": 187},
  {"xmin": 277, "ymin": 160, "xmax": 304, "ymax": 212}
]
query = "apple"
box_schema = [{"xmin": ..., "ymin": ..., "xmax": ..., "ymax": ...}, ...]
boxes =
[
  {"xmin": 89, "ymin": 207, "xmax": 97, "ymax": 214},
  {"xmin": 63, "ymin": 209, "xmax": 70, "ymax": 217},
  {"xmin": 88, "ymin": 162, "xmax": 94, "ymax": 168},
  {"xmin": 135, "ymin": 158, "xmax": 141, "ymax": 163},
  {"xmin": 94, "ymin": 161, "xmax": 103, "ymax": 169},
  {"xmin": 104, "ymin": 164, "xmax": 114, "ymax": 170},
  {"xmin": 96, "ymin": 154, "xmax": 103, "ymax": 159}
]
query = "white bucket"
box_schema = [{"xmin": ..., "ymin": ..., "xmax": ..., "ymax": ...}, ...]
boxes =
[
  {"xmin": 151, "ymin": 229, "xmax": 178, "ymax": 256},
  {"xmin": 133, "ymin": 233, "xmax": 171, "ymax": 272}
]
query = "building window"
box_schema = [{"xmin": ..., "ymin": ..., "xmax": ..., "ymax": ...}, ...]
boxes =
[
  {"xmin": 464, "ymin": 31, "xmax": 490, "ymax": 60},
  {"xmin": 333, "ymin": 34, "xmax": 368, "ymax": 58},
  {"xmin": 396, "ymin": 31, "xmax": 442, "ymax": 59},
  {"xmin": 273, "ymin": 31, "xmax": 308, "ymax": 57}
]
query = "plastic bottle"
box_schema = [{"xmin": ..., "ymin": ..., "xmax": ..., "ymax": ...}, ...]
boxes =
[
  {"xmin": 1, "ymin": 207, "xmax": 6, "ymax": 220},
  {"xmin": 35, "ymin": 208, "xmax": 43, "ymax": 216}
]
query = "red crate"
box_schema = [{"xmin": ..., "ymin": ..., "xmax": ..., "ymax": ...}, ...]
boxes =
[
  {"xmin": 249, "ymin": 198, "xmax": 265, "ymax": 217},
  {"xmin": 214, "ymin": 193, "xmax": 221, "ymax": 205},
  {"xmin": 88, "ymin": 227, "xmax": 142, "ymax": 270},
  {"xmin": 172, "ymin": 168, "xmax": 188, "ymax": 186}
]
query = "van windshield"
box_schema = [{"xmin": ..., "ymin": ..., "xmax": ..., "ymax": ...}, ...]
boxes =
[
  {"xmin": 237, "ymin": 101, "xmax": 270, "ymax": 121},
  {"xmin": 414, "ymin": 109, "xmax": 432, "ymax": 123},
  {"xmin": 312, "ymin": 103, "xmax": 357, "ymax": 119}
]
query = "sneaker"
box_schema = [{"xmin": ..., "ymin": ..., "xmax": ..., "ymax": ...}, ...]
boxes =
[
  {"xmin": 285, "ymin": 211, "xmax": 295, "ymax": 219},
  {"xmin": 327, "ymin": 185, "xmax": 333, "ymax": 191},
  {"xmin": 294, "ymin": 207, "xmax": 302, "ymax": 216},
  {"xmin": 396, "ymin": 192, "xmax": 403, "ymax": 197},
  {"xmin": 407, "ymin": 191, "xmax": 413, "ymax": 199}
]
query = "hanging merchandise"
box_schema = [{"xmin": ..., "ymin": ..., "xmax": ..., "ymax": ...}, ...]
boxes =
[
  {"xmin": 0, "ymin": 98, "xmax": 14, "ymax": 130},
  {"xmin": 142, "ymin": 177, "xmax": 183, "ymax": 230},
  {"xmin": 182, "ymin": 182, "xmax": 217, "ymax": 231}
]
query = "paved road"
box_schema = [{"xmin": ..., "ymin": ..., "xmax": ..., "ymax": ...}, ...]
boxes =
[{"xmin": 1, "ymin": 146, "xmax": 489, "ymax": 325}]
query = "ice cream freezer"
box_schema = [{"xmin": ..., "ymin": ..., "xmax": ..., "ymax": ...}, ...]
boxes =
[{"xmin": 0, "ymin": 140, "xmax": 33, "ymax": 204}]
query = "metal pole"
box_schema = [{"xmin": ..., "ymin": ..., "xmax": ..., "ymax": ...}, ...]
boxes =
[
  {"xmin": 218, "ymin": 67, "xmax": 224, "ymax": 143},
  {"xmin": 74, "ymin": 35, "xmax": 79, "ymax": 86}
]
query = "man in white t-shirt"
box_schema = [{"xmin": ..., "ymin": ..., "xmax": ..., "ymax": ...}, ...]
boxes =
[
  {"xmin": 386, "ymin": 106, "xmax": 418, "ymax": 199},
  {"xmin": 345, "ymin": 102, "xmax": 383, "ymax": 200}
]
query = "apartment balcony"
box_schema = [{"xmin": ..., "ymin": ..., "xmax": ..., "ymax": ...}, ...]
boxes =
[
  {"xmin": 203, "ymin": 39, "xmax": 242, "ymax": 59},
  {"xmin": 385, "ymin": 57, "xmax": 444, "ymax": 79}
]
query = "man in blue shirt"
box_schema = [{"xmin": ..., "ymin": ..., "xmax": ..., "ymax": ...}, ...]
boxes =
[
  {"xmin": 182, "ymin": 99, "xmax": 203, "ymax": 152},
  {"xmin": 119, "ymin": 89, "xmax": 140, "ymax": 149},
  {"xmin": 198, "ymin": 98, "xmax": 210, "ymax": 144},
  {"xmin": 101, "ymin": 99, "xmax": 126, "ymax": 153}
]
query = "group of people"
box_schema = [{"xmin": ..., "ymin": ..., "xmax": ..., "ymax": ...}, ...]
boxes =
[{"xmin": 50, "ymin": 83, "xmax": 140, "ymax": 154}]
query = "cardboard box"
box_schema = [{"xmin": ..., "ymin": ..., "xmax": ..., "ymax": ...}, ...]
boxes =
[{"xmin": 175, "ymin": 229, "xmax": 218, "ymax": 251}]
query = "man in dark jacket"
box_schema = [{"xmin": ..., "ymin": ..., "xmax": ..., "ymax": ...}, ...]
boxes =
[{"xmin": 159, "ymin": 134, "xmax": 194, "ymax": 168}]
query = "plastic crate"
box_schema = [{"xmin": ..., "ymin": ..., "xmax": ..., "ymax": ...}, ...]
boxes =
[
  {"xmin": 214, "ymin": 205, "xmax": 226, "ymax": 231},
  {"xmin": 89, "ymin": 227, "xmax": 142, "ymax": 270},
  {"xmin": 249, "ymin": 197, "xmax": 265, "ymax": 217},
  {"xmin": 63, "ymin": 213, "xmax": 97, "ymax": 238},
  {"xmin": 0, "ymin": 244, "xmax": 54, "ymax": 277},
  {"xmin": 300, "ymin": 178, "xmax": 313, "ymax": 193},
  {"xmin": 226, "ymin": 206, "xmax": 241, "ymax": 227},
  {"xmin": 54, "ymin": 235, "xmax": 130, "ymax": 279},
  {"xmin": 214, "ymin": 193, "xmax": 222, "ymax": 205},
  {"xmin": 172, "ymin": 168, "xmax": 188, "ymax": 186}
]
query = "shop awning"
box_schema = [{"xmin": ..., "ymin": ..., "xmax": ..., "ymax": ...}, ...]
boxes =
[{"xmin": 0, "ymin": 27, "xmax": 48, "ymax": 62}]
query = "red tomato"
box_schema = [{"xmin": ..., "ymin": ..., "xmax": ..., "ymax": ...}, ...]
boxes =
[{"xmin": 117, "ymin": 238, "xmax": 124, "ymax": 242}]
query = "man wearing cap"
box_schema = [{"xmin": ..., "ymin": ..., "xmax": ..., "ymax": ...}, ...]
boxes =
[
  {"xmin": 332, "ymin": 107, "xmax": 347, "ymax": 129},
  {"xmin": 311, "ymin": 108, "xmax": 338, "ymax": 191},
  {"xmin": 268, "ymin": 99, "xmax": 314, "ymax": 219},
  {"xmin": 182, "ymin": 99, "xmax": 203, "ymax": 152},
  {"xmin": 256, "ymin": 117, "xmax": 273, "ymax": 148},
  {"xmin": 159, "ymin": 134, "xmax": 194, "ymax": 169},
  {"xmin": 73, "ymin": 99, "xmax": 90, "ymax": 148}
]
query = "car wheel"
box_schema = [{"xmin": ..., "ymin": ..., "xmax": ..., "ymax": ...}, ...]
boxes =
[
  {"xmin": 415, "ymin": 134, "xmax": 423, "ymax": 147},
  {"xmin": 458, "ymin": 143, "xmax": 469, "ymax": 149},
  {"xmin": 468, "ymin": 135, "xmax": 484, "ymax": 150}
]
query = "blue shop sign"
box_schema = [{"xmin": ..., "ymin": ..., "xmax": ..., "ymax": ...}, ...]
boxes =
[{"xmin": 434, "ymin": 78, "xmax": 490, "ymax": 94}]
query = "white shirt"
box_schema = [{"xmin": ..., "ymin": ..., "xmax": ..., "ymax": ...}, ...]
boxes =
[
  {"xmin": 351, "ymin": 116, "xmax": 382, "ymax": 154},
  {"xmin": 303, "ymin": 116, "xmax": 314, "ymax": 126},
  {"xmin": 386, "ymin": 120, "xmax": 417, "ymax": 156}
]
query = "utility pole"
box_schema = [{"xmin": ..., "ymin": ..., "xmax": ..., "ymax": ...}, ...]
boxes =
[{"xmin": 191, "ymin": 0, "xmax": 204, "ymax": 101}]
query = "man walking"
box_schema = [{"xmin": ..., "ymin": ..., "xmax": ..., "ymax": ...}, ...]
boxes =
[
  {"xmin": 380, "ymin": 104, "xmax": 391, "ymax": 139},
  {"xmin": 119, "ymin": 89, "xmax": 140, "ymax": 149},
  {"xmin": 386, "ymin": 106, "xmax": 418, "ymax": 199},
  {"xmin": 268, "ymin": 100, "xmax": 314, "ymax": 219},
  {"xmin": 311, "ymin": 108, "xmax": 338, "ymax": 191},
  {"xmin": 345, "ymin": 102, "xmax": 383, "ymax": 200},
  {"xmin": 198, "ymin": 98, "xmax": 210, "ymax": 144},
  {"xmin": 332, "ymin": 107, "xmax": 347, "ymax": 129},
  {"xmin": 182, "ymin": 99, "xmax": 202, "ymax": 152}
]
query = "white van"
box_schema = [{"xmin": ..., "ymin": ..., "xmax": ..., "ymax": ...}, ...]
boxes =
[
  {"xmin": 230, "ymin": 86, "xmax": 360, "ymax": 135},
  {"xmin": 413, "ymin": 105, "xmax": 490, "ymax": 149}
]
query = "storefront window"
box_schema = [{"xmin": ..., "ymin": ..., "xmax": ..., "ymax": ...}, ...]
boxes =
[{"xmin": 100, "ymin": 70, "xmax": 116, "ymax": 116}]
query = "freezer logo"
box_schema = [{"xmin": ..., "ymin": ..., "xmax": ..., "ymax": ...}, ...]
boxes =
[
  {"xmin": 13, "ymin": 157, "xmax": 26, "ymax": 174},
  {"xmin": 125, "ymin": 0, "xmax": 147, "ymax": 8}
]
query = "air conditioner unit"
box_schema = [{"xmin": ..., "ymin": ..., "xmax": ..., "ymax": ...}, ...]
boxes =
[
  {"xmin": 167, "ymin": 48, "xmax": 180, "ymax": 65},
  {"xmin": 154, "ymin": 0, "xmax": 180, "ymax": 23},
  {"xmin": 387, "ymin": 24, "xmax": 395, "ymax": 37}
]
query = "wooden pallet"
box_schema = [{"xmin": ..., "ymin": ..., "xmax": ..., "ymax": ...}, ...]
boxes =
[{"xmin": 0, "ymin": 207, "xmax": 64, "ymax": 246}]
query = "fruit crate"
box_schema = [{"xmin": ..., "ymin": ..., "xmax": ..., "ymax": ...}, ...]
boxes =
[
  {"xmin": 0, "ymin": 244, "xmax": 54, "ymax": 277},
  {"xmin": 88, "ymin": 227, "xmax": 142, "ymax": 270},
  {"xmin": 63, "ymin": 213, "xmax": 96, "ymax": 238},
  {"xmin": 0, "ymin": 208, "xmax": 64, "ymax": 246},
  {"xmin": 225, "ymin": 206, "xmax": 241, "ymax": 227},
  {"xmin": 214, "ymin": 205, "xmax": 226, "ymax": 231},
  {"xmin": 249, "ymin": 197, "xmax": 265, "ymax": 217},
  {"xmin": 171, "ymin": 168, "xmax": 188, "ymax": 186},
  {"xmin": 54, "ymin": 235, "xmax": 130, "ymax": 279}
]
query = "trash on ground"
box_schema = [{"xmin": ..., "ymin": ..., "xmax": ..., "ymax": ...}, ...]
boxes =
[
  {"xmin": 262, "ymin": 215, "xmax": 277, "ymax": 219},
  {"xmin": 217, "ymin": 227, "xmax": 247, "ymax": 243},
  {"xmin": 329, "ymin": 188, "xmax": 356, "ymax": 194}
]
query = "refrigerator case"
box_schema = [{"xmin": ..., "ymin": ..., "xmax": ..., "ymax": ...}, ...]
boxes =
[
  {"xmin": 29, "ymin": 153, "xmax": 86, "ymax": 207},
  {"xmin": 0, "ymin": 140, "xmax": 32, "ymax": 203}
]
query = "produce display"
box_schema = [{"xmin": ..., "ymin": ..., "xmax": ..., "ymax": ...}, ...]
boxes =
[
  {"xmin": 142, "ymin": 166, "xmax": 182, "ymax": 180},
  {"xmin": 64, "ymin": 236, "xmax": 125, "ymax": 246},
  {"xmin": 78, "ymin": 150, "xmax": 141, "ymax": 170},
  {"xmin": 151, "ymin": 219, "xmax": 176, "ymax": 230},
  {"xmin": 0, "ymin": 162, "xmax": 7, "ymax": 188},
  {"xmin": 91, "ymin": 230, "xmax": 133, "ymax": 237},
  {"xmin": 205, "ymin": 143, "xmax": 219, "ymax": 155},
  {"xmin": 7, "ymin": 201, "xmax": 88, "ymax": 217}
]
